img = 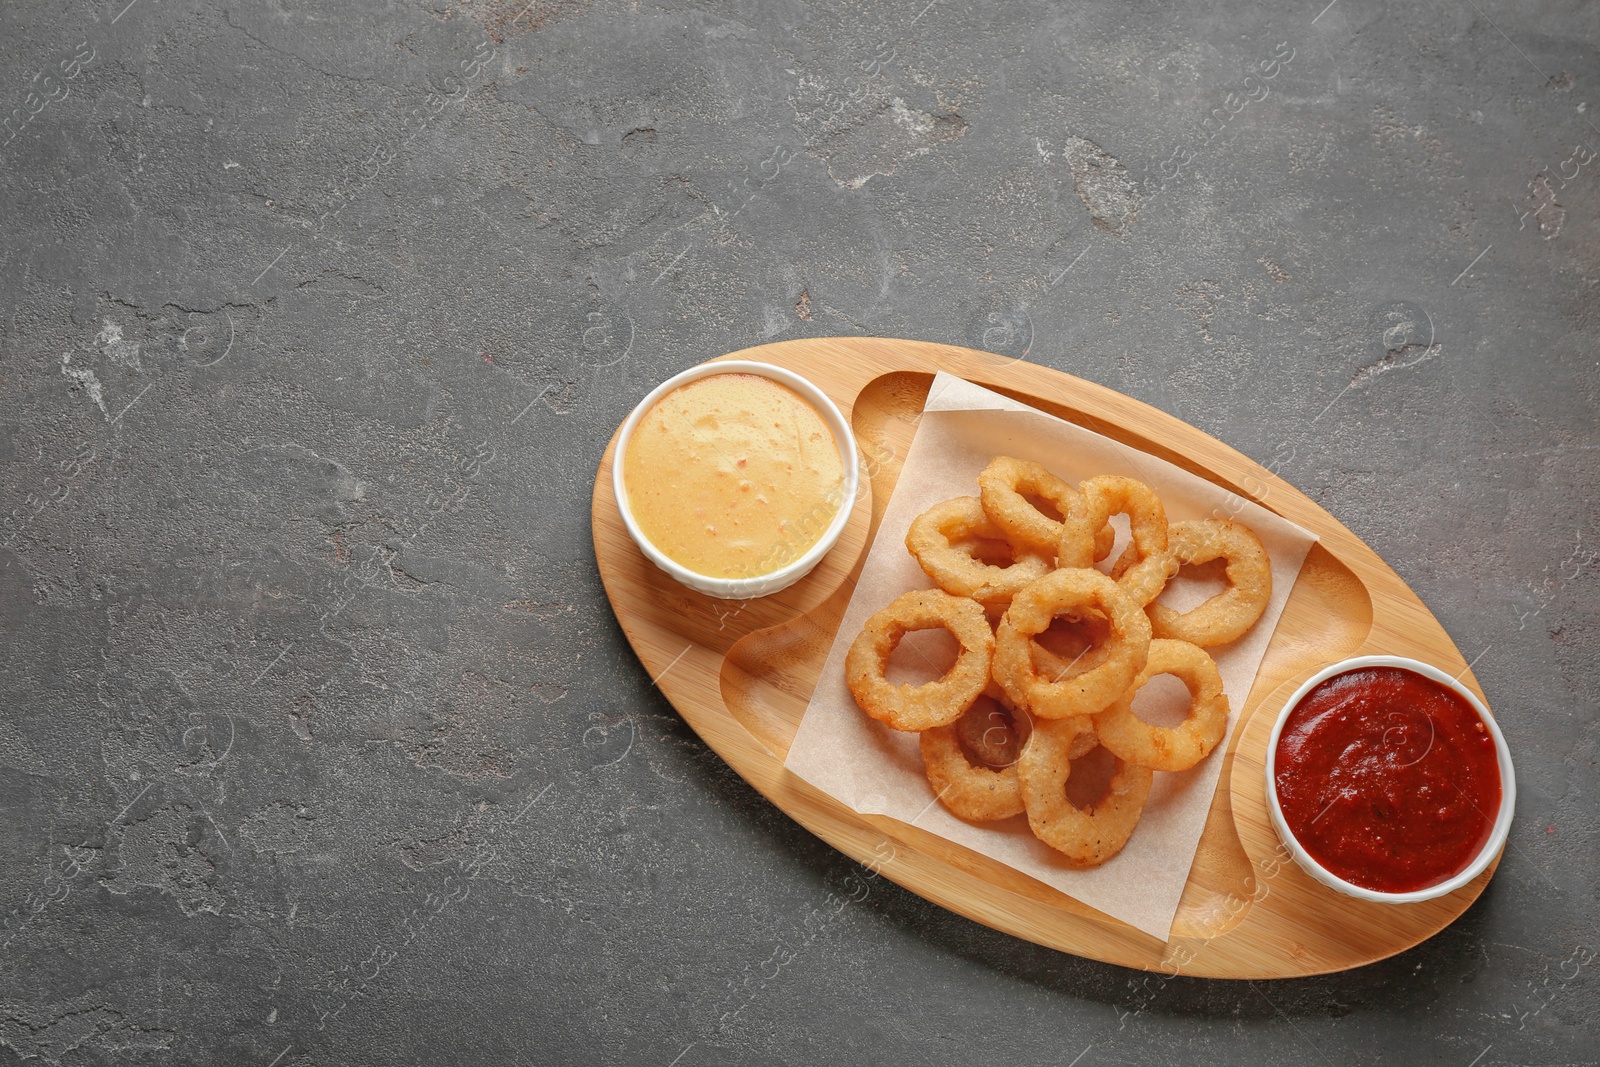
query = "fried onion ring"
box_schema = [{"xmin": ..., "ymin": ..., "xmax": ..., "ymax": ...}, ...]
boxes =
[
  {"xmin": 1029, "ymin": 608, "xmax": 1116, "ymax": 686},
  {"xmin": 1058, "ymin": 475, "xmax": 1178, "ymax": 605},
  {"xmin": 1018, "ymin": 718, "xmax": 1153, "ymax": 866},
  {"xmin": 992, "ymin": 569, "xmax": 1151, "ymax": 719},
  {"xmin": 1092, "ymin": 638, "xmax": 1229, "ymax": 772},
  {"xmin": 921, "ymin": 686, "xmax": 1033, "ymax": 821},
  {"xmin": 1066, "ymin": 723, "xmax": 1101, "ymax": 760},
  {"xmin": 957, "ymin": 684, "xmax": 1035, "ymax": 765},
  {"xmin": 977, "ymin": 456, "xmax": 1113, "ymax": 561},
  {"xmin": 1113, "ymin": 519, "xmax": 1271, "ymax": 646},
  {"xmin": 845, "ymin": 589, "xmax": 993, "ymax": 732},
  {"xmin": 906, "ymin": 496, "xmax": 1053, "ymax": 605}
]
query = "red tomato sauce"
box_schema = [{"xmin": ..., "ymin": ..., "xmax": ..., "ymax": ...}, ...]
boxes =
[{"xmin": 1274, "ymin": 666, "xmax": 1502, "ymax": 893}]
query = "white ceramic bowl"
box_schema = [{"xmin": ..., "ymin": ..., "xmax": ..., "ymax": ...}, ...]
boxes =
[
  {"xmin": 1263, "ymin": 654, "xmax": 1516, "ymax": 904},
  {"xmin": 612, "ymin": 360, "xmax": 859, "ymax": 601}
]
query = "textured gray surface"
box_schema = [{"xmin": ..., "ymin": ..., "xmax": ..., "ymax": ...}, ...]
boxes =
[{"xmin": 0, "ymin": 0, "xmax": 1596, "ymax": 1064}]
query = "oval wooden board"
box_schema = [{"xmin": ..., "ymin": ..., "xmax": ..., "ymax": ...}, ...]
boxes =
[{"xmin": 591, "ymin": 337, "xmax": 1502, "ymax": 979}]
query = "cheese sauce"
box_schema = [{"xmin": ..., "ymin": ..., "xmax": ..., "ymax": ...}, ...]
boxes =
[{"xmin": 623, "ymin": 373, "xmax": 844, "ymax": 579}]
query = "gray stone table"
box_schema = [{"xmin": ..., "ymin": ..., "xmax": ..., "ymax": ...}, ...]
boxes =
[{"xmin": 1, "ymin": 1, "xmax": 1595, "ymax": 1064}]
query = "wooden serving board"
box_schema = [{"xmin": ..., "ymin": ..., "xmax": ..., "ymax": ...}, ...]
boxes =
[{"xmin": 591, "ymin": 337, "xmax": 1501, "ymax": 978}]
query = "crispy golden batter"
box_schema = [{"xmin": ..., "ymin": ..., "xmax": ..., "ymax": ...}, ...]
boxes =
[
  {"xmin": 845, "ymin": 589, "xmax": 994, "ymax": 732},
  {"xmin": 1029, "ymin": 608, "xmax": 1116, "ymax": 685},
  {"xmin": 906, "ymin": 496, "xmax": 1053, "ymax": 606},
  {"xmin": 1117, "ymin": 519, "xmax": 1271, "ymax": 647},
  {"xmin": 1059, "ymin": 475, "xmax": 1178, "ymax": 605},
  {"xmin": 1018, "ymin": 718, "xmax": 1153, "ymax": 866},
  {"xmin": 977, "ymin": 456, "xmax": 1112, "ymax": 561},
  {"xmin": 921, "ymin": 687, "xmax": 1033, "ymax": 822},
  {"xmin": 992, "ymin": 569, "xmax": 1151, "ymax": 719},
  {"xmin": 1093, "ymin": 638, "xmax": 1228, "ymax": 772}
]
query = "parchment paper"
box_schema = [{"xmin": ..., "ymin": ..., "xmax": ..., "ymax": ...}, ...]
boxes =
[{"xmin": 783, "ymin": 373, "xmax": 1317, "ymax": 941}]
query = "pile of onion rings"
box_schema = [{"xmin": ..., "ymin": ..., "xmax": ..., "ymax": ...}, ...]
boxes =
[{"xmin": 844, "ymin": 455, "xmax": 1274, "ymax": 867}]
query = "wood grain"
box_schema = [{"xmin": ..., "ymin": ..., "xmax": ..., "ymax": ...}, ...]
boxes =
[{"xmin": 590, "ymin": 337, "xmax": 1502, "ymax": 978}]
